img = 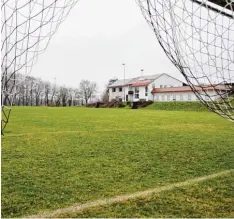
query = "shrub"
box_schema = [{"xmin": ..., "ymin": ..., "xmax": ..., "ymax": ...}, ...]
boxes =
[
  {"xmin": 47, "ymin": 103, "xmax": 57, "ymax": 107},
  {"xmin": 145, "ymin": 101, "xmax": 208, "ymax": 111},
  {"xmin": 118, "ymin": 103, "xmax": 125, "ymax": 108},
  {"xmin": 141, "ymin": 100, "xmax": 153, "ymax": 107},
  {"xmin": 86, "ymin": 103, "xmax": 96, "ymax": 108}
]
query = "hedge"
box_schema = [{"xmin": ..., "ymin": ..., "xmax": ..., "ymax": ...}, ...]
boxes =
[{"xmin": 145, "ymin": 101, "xmax": 208, "ymax": 111}]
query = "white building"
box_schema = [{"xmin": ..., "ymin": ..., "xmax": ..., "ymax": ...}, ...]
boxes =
[
  {"xmin": 108, "ymin": 73, "xmax": 185, "ymax": 102},
  {"xmin": 152, "ymin": 85, "xmax": 229, "ymax": 102},
  {"xmin": 108, "ymin": 73, "xmax": 229, "ymax": 102},
  {"xmin": 152, "ymin": 86, "xmax": 200, "ymax": 102}
]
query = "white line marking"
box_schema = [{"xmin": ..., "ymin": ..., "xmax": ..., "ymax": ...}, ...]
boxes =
[{"xmin": 27, "ymin": 169, "xmax": 234, "ymax": 218}]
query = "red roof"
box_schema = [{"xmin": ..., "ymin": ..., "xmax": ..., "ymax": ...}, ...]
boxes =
[
  {"xmin": 152, "ymin": 85, "xmax": 228, "ymax": 93},
  {"xmin": 130, "ymin": 80, "xmax": 152, "ymax": 87},
  {"xmin": 152, "ymin": 86, "xmax": 193, "ymax": 93}
]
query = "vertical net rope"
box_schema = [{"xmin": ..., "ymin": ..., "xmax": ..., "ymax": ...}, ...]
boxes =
[
  {"xmin": 1, "ymin": 0, "xmax": 79, "ymax": 132},
  {"xmin": 137, "ymin": 0, "xmax": 234, "ymax": 122}
]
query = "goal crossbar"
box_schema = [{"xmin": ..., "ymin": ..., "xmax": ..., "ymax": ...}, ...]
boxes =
[{"xmin": 190, "ymin": 0, "xmax": 234, "ymax": 18}]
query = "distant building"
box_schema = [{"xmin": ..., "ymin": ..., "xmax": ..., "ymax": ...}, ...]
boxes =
[
  {"xmin": 108, "ymin": 73, "xmax": 228, "ymax": 102},
  {"xmin": 108, "ymin": 73, "xmax": 185, "ymax": 102},
  {"xmin": 152, "ymin": 85, "xmax": 229, "ymax": 102}
]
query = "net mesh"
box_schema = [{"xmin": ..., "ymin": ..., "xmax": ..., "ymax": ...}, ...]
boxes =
[
  {"xmin": 137, "ymin": 0, "xmax": 234, "ymax": 121},
  {"xmin": 1, "ymin": 0, "xmax": 78, "ymax": 133}
]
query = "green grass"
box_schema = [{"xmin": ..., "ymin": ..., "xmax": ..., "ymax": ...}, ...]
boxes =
[
  {"xmin": 2, "ymin": 107, "xmax": 234, "ymax": 217},
  {"xmin": 55, "ymin": 173, "xmax": 234, "ymax": 218},
  {"xmin": 145, "ymin": 101, "xmax": 208, "ymax": 111}
]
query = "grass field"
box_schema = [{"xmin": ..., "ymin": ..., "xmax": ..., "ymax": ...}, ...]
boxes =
[
  {"xmin": 2, "ymin": 107, "xmax": 234, "ymax": 217},
  {"xmin": 54, "ymin": 174, "xmax": 234, "ymax": 218}
]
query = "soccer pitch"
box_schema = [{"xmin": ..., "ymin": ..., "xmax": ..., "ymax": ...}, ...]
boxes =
[{"xmin": 1, "ymin": 107, "xmax": 234, "ymax": 217}]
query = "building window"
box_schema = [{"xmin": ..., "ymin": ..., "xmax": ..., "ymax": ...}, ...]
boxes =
[
  {"xmin": 145, "ymin": 86, "xmax": 148, "ymax": 96},
  {"xmin": 180, "ymin": 94, "xmax": 183, "ymax": 100},
  {"xmin": 173, "ymin": 94, "xmax": 176, "ymax": 100},
  {"xmin": 167, "ymin": 95, "xmax": 170, "ymax": 100},
  {"xmin": 160, "ymin": 85, "xmax": 163, "ymax": 88},
  {"xmin": 156, "ymin": 95, "xmax": 159, "ymax": 101},
  {"xmin": 112, "ymin": 88, "xmax": 116, "ymax": 92},
  {"xmin": 164, "ymin": 85, "xmax": 167, "ymax": 88},
  {"xmin": 135, "ymin": 87, "xmax": 139, "ymax": 99},
  {"xmin": 162, "ymin": 95, "xmax": 165, "ymax": 101},
  {"xmin": 119, "ymin": 87, "xmax": 122, "ymax": 92},
  {"xmin": 188, "ymin": 94, "xmax": 191, "ymax": 100}
]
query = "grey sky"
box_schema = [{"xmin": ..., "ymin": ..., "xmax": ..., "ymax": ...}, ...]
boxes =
[{"xmin": 32, "ymin": 0, "xmax": 183, "ymax": 92}]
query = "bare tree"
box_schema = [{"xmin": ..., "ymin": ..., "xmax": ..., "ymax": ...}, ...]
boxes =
[
  {"xmin": 1, "ymin": 66, "xmax": 16, "ymax": 106},
  {"xmin": 79, "ymin": 80, "xmax": 97, "ymax": 105},
  {"xmin": 3, "ymin": 72, "xmax": 100, "ymax": 107},
  {"xmin": 72, "ymin": 88, "xmax": 82, "ymax": 106},
  {"xmin": 50, "ymin": 83, "xmax": 57, "ymax": 105},
  {"xmin": 44, "ymin": 82, "xmax": 51, "ymax": 106},
  {"xmin": 67, "ymin": 88, "xmax": 76, "ymax": 106},
  {"xmin": 101, "ymin": 83, "xmax": 110, "ymax": 103},
  {"xmin": 60, "ymin": 86, "xmax": 68, "ymax": 107},
  {"xmin": 34, "ymin": 79, "xmax": 44, "ymax": 106},
  {"xmin": 26, "ymin": 76, "xmax": 36, "ymax": 106},
  {"xmin": 101, "ymin": 90, "xmax": 109, "ymax": 103},
  {"xmin": 24, "ymin": 76, "xmax": 34, "ymax": 106},
  {"xmin": 101, "ymin": 79, "xmax": 117, "ymax": 103},
  {"xmin": 12, "ymin": 74, "xmax": 22, "ymax": 106},
  {"xmin": 53, "ymin": 85, "xmax": 61, "ymax": 106}
]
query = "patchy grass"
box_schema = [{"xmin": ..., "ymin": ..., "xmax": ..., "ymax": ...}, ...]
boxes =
[
  {"xmin": 1, "ymin": 107, "xmax": 234, "ymax": 217},
  {"xmin": 55, "ymin": 173, "xmax": 234, "ymax": 218}
]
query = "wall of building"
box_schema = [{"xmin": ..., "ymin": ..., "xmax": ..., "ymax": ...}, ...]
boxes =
[
  {"xmin": 146, "ymin": 74, "xmax": 184, "ymax": 101},
  {"xmin": 153, "ymin": 91, "xmax": 197, "ymax": 101},
  {"xmin": 109, "ymin": 86, "xmax": 129, "ymax": 101},
  {"xmin": 132, "ymin": 86, "xmax": 149, "ymax": 102},
  {"xmin": 152, "ymin": 74, "xmax": 184, "ymax": 88},
  {"xmin": 153, "ymin": 90, "xmax": 218, "ymax": 102}
]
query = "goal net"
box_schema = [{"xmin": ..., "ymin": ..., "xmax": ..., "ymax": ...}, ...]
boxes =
[
  {"xmin": 137, "ymin": 0, "xmax": 234, "ymax": 121},
  {"xmin": 1, "ymin": 0, "xmax": 79, "ymax": 133}
]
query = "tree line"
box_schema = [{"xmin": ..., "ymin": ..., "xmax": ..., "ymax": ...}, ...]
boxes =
[{"xmin": 2, "ymin": 73, "xmax": 98, "ymax": 107}]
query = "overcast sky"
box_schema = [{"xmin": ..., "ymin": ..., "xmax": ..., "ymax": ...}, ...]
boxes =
[{"xmin": 32, "ymin": 0, "xmax": 184, "ymax": 93}]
